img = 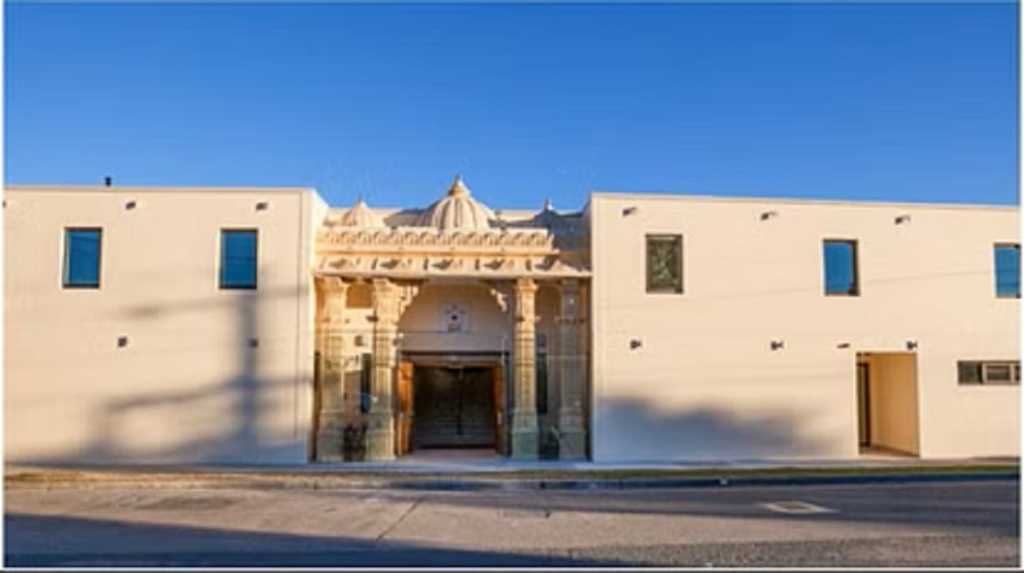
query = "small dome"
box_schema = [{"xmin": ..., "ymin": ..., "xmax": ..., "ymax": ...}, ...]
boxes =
[
  {"xmin": 416, "ymin": 175, "xmax": 495, "ymax": 230},
  {"xmin": 337, "ymin": 199, "xmax": 385, "ymax": 228}
]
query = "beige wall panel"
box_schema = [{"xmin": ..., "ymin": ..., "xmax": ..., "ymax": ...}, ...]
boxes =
[
  {"xmin": 5, "ymin": 187, "xmax": 322, "ymax": 464},
  {"xmin": 590, "ymin": 193, "xmax": 1019, "ymax": 461}
]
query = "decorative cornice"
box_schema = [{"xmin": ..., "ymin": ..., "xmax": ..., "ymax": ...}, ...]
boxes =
[{"xmin": 317, "ymin": 226, "xmax": 554, "ymax": 253}]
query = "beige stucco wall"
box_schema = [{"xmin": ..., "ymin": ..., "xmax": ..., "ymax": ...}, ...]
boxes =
[
  {"xmin": 5, "ymin": 186, "xmax": 324, "ymax": 464},
  {"xmin": 590, "ymin": 192, "xmax": 1019, "ymax": 461}
]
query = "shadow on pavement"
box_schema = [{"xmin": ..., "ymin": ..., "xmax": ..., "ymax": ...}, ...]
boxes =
[{"xmin": 4, "ymin": 512, "xmax": 612, "ymax": 568}]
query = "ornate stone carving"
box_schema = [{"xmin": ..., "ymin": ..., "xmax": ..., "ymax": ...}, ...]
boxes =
[
  {"xmin": 315, "ymin": 277, "xmax": 350, "ymax": 462},
  {"xmin": 557, "ymin": 278, "xmax": 587, "ymax": 460},
  {"xmin": 511, "ymin": 277, "xmax": 539, "ymax": 459}
]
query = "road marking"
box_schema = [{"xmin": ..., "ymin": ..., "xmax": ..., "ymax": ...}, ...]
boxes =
[{"xmin": 759, "ymin": 500, "xmax": 836, "ymax": 514}]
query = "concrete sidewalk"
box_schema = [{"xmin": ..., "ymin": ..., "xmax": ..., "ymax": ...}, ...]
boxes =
[{"xmin": 6, "ymin": 454, "xmax": 1019, "ymax": 492}]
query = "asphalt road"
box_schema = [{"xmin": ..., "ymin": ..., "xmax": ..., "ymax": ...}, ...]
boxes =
[{"xmin": 6, "ymin": 479, "xmax": 1019, "ymax": 567}]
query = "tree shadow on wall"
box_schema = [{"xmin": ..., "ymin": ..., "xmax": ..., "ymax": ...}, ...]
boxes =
[
  {"xmin": 14, "ymin": 282, "xmax": 309, "ymax": 465},
  {"xmin": 593, "ymin": 396, "xmax": 837, "ymax": 463}
]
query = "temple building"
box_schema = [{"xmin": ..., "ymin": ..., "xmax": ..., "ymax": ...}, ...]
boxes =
[{"xmin": 4, "ymin": 177, "xmax": 1020, "ymax": 464}]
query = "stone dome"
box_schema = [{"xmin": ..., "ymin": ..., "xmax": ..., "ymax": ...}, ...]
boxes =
[
  {"xmin": 415, "ymin": 176, "xmax": 495, "ymax": 231},
  {"xmin": 336, "ymin": 199, "xmax": 386, "ymax": 228}
]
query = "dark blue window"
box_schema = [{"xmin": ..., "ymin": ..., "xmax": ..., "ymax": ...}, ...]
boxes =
[
  {"xmin": 824, "ymin": 239, "xmax": 859, "ymax": 296},
  {"xmin": 220, "ymin": 229, "xmax": 258, "ymax": 289},
  {"xmin": 62, "ymin": 228, "xmax": 102, "ymax": 288},
  {"xmin": 995, "ymin": 244, "xmax": 1020, "ymax": 298}
]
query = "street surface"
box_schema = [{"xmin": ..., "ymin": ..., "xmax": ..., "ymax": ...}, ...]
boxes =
[{"xmin": 6, "ymin": 479, "xmax": 1019, "ymax": 567}]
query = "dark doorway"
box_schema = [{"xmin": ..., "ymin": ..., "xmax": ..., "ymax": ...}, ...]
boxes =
[
  {"xmin": 857, "ymin": 362, "xmax": 871, "ymax": 447},
  {"xmin": 413, "ymin": 366, "xmax": 497, "ymax": 449}
]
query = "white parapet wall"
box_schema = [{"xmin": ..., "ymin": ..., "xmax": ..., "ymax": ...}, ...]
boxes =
[
  {"xmin": 589, "ymin": 192, "xmax": 1020, "ymax": 461},
  {"xmin": 5, "ymin": 185, "xmax": 325, "ymax": 464}
]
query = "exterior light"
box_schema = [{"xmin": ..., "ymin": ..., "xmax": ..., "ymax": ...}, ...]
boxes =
[
  {"xmin": 125, "ymin": 200, "xmax": 137, "ymax": 210},
  {"xmin": 629, "ymin": 338, "xmax": 643, "ymax": 350},
  {"xmin": 622, "ymin": 206, "xmax": 638, "ymax": 217},
  {"xmin": 836, "ymin": 342, "xmax": 851, "ymax": 349},
  {"xmin": 117, "ymin": 336, "xmax": 129, "ymax": 348},
  {"xmin": 906, "ymin": 340, "xmax": 918, "ymax": 350},
  {"xmin": 256, "ymin": 201, "xmax": 270, "ymax": 211},
  {"xmin": 760, "ymin": 210, "xmax": 779, "ymax": 221},
  {"xmin": 770, "ymin": 340, "xmax": 785, "ymax": 351},
  {"xmin": 895, "ymin": 214, "xmax": 911, "ymax": 225},
  {"xmin": 248, "ymin": 338, "xmax": 259, "ymax": 348}
]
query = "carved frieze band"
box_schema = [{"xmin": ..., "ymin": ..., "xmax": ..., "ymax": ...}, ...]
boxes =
[{"xmin": 317, "ymin": 227, "xmax": 555, "ymax": 252}]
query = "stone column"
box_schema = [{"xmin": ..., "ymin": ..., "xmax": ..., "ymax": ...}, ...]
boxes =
[
  {"xmin": 557, "ymin": 278, "xmax": 587, "ymax": 460},
  {"xmin": 315, "ymin": 277, "xmax": 349, "ymax": 461},
  {"xmin": 366, "ymin": 278, "xmax": 401, "ymax": 461},
  {"xmin": 511, "ymin": 277, "xmax": 540, "ymax": 459}
]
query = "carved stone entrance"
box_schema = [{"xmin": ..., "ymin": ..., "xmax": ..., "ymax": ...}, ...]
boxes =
[{"xmin": 310, "ymin": 176, "xmax": 592, "ymax": 463}]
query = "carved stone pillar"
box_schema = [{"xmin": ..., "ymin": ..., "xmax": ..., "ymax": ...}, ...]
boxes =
[
  {"xmin": 315, "ymin": 277, "xmax": 349, "ymax": 461},
  {"xmin": 557, "ymin": 279, "xmax": 587, "ymax": 460},
  {"xmin": 511, "ymin": 277, "xmax": 540, "ymax": 459},
  {"xmin": 366, "ymin": 278, "xmax": 401, "ymax": 461}
]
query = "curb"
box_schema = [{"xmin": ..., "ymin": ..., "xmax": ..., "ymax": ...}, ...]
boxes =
[
  {"xmin": 386, "ymin": 470, "xmax": 1020, "ymax": 492},
  {"xmin": 8, "ymin": 469, "xmax": 1018, "ymax": 493}
]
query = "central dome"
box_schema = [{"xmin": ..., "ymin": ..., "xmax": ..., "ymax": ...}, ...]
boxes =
[{"xmin": 415, "ymin": 175, "xmax": 495, "ymax": 231}]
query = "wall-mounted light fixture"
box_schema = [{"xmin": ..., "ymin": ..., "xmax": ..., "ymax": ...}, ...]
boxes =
[
  {"xmin": 770, "ymin": 340, "xmax": 785, "ymax": 351},
  {"xmin": 622, "ymin": 206, "xmax": 638, "ymax": 217},
  {"xmin": 255, "ymin": 201, "xmax": 270, "ymax": 211},
  {"xmin": 248, "ymin": 338, "xmax": 260, "ymax": 349},
  {"xmin": 125, "ymin": 200, "xmax": 137, "ymax": 210},
  {"xmin": 836, "ymin": 342, "xmax": 851, "ymax": 349},
  {"xmin": 895, "ymin": 214, "xmax": 911, "ymax": 225},
  {"xmin": 117, "ymin": 336, "xmax": 129, "ymax": 348},
  {"xmin": 629, "ymin": 338, "xmax": 643, "ymax": 350},
  {"xmin": 760, "ymin": 210, "xmax": 779, "ymax": 221},
  {"xmin": 906, "ymin": 340, "xmax": 918, "ymax": 351}
]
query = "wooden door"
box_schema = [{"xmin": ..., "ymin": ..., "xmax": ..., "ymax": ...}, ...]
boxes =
[
  {"xmin": 396, "ymin": 360, "xmax": 415, "ymax": 456},
  {"xmin": 493, "ymin": 365, "xmax": 508, "ymax": 456}
]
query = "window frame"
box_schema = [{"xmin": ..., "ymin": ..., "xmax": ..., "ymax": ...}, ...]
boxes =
[
  {"xmin": 823, "ymin": 238, "xmax": 860, "ymax": 297},
  {"xmin": 219, "ymin": 228, "xmax": 259, "ymax": 291},
  {"xmin": 61, "ymin": 227, "xmax": 103, "ymax": 289},
  {"xmin": 994, "ymin": 243, "xmax": 1021, "ymax": 299},
  {"xmin": 645, "ymin": 233, "xmax": 684, "ymax": 294},
  {"xmin": 957, "ymin": 360, "xmax": 1021, "ymax": 386}
]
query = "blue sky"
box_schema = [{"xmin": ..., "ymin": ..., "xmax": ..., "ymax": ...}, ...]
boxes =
[{"xmin": 5, "ymin": 2, "xmax": 1018, "ymax": 209}]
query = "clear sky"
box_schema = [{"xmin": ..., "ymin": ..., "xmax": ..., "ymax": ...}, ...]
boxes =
[{"xmin": 5, "ymin": 2, "xmax": 1019, "ymax": 210}]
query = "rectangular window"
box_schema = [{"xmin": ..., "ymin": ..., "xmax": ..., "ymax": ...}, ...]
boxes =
[
  {"xmin": 823, "ymin": 239, "xmax": 859, "ymax": 296},
  {"xmin": 536, "ymin": 334, "xmax": 548, "ymax": 415},
  {"xmin": 994, "ymin": 244, "xmax": 1020, "ymax": 298},
  {"xmin": 220, "ymin": 229, "xmax": 258, "ymax": 290},
  {"xmin": 360, "ymin": 353, "xmax": 372, "ymax": 414},
  {"xmin": 646, "ymin": 234, "xmax": 683, "ymax": 294},
  {"xmin": 62, "ymin": 228, "xmax": 102, "ymax": 288},
  {"xmin": 958, "ymin": 360, "xmax": 1020, "ymax": 386}
]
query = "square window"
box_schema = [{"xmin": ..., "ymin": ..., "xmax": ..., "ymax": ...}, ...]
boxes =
[
  {"xmin": 824, "ymin": 240, "xmax": 859, "ymax": 296},
  {"xmin": 220, "ymin": 230, "xmax": 258, "ymax": 290},
  {"xmin": 62, "ymin": 228, "xmax": 102, "ymax": 288},
  {"xmin": 994, "ymin": 244, "xmax": 1020, "ymax": 298},
  {"xmin": 958, "ymin": 361, "xmax": 983, "ymax": 385},
  {"xmin": 646, "ymin": 235, "xmax": 683, "ymax": 294}
]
